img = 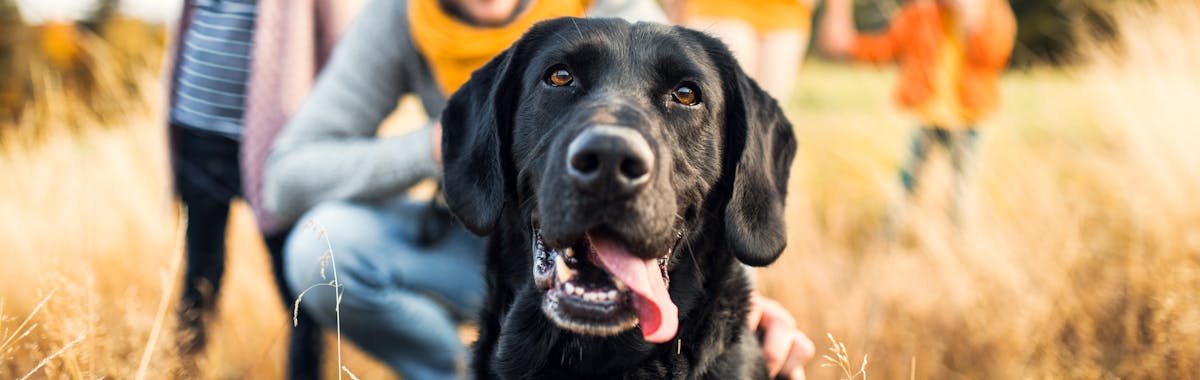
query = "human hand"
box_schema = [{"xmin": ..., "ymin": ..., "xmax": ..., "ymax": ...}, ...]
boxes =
[
  {"xmin": 661, "ymin": 0, "xmax": 683, "ymax": 24},
  {"xmin": 818, "ymin": 0, "xmax": 856, "ymax": 58},
  {"xmin": 950, "ymin": 0, "xmax": 986, "ymax": 34},
  {"xmin": 749, "ymin": 292, "xmax": 815, "ymax": 379}
]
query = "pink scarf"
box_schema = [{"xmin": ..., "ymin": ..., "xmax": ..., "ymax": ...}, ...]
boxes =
[{"xmin": 238, "ymin": 0, "xmax": 363, "ymax": 234}]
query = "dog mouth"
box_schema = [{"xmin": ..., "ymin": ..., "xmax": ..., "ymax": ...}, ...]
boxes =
[{"xmin": 532, "ymin": 227, "xmax": 679, "ymax": 343}]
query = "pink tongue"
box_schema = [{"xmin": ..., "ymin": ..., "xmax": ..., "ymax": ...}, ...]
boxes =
[{"xmin": 589, "ymin": 236, "xmax": 679, "ymax": 344}]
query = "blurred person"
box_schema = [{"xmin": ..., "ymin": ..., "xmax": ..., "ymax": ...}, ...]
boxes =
[
  {"xmin": 664, "ymin": 0, "xmax": 816, "ymax": 105},
  {"xmin": 264, "ymin": 0, "xmax": 814, "ymax": 378},
  {"xmin": 165, "ymin": 0, "xmax": 364, "ymax": 377},
  {"xmin": 166, "ymin": 0, "xmax": 260, "ymax": 359},
  {"xmin": 819, "ymin": 0, "xmax": 1016, "ymax": 217}
]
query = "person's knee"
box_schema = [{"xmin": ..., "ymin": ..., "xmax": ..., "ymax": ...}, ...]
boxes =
[
  {"xmin": 287, "ymin": 200, "xmax": 389, "ymax": 255},
  {"xmin": 284, "ymin": 226, "xmax": 326, "ymax": 297},
  {"xmin": 284, "ymin": 201, "xmax": 389, "ymax": 299}
]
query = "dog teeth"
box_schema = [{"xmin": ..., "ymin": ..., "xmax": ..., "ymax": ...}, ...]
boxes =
[
  {"xmin": 563, "ymin": 287, "xmax": 622, "ymax": 302},
  {"xmin": 613, "ymin": 278, "xmax": 627, "ymax": 291},
  {"xmin": 555, "ymin": 254, "xmax": 575, "ymax": 284},
  {"xmin": 567, "ymin": 283, "xmax": 590, "ymax": 298}
]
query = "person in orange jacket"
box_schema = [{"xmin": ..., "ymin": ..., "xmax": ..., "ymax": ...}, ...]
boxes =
[{"xmin": 820, "ymin": 0, "xmax": 1016, "ymax": 209}]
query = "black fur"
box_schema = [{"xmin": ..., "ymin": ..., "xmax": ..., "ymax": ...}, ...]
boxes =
[{"xmin": 441, "ymin": 18, "xmax": 797, "ymax": 380}]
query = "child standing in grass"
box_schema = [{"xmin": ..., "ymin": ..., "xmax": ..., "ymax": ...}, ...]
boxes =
[
  {"xmin": 819, "ymin": 0, "xmax": 1016, "ymax": 215},
  {"xmin": 166, "ymin": 0, "xmax": 363, "ymax": 377},
  {"xmin": 166, "ymin": 0, "xmax": 262, "ymax": 357}
]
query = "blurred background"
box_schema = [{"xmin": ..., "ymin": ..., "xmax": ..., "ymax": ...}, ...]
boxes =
[{"xmin": 1, "ymin": 0, "xmax": 1198, "ymax": 378}]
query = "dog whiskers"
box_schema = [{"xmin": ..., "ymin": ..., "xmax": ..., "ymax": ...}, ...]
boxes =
[
  {"xmin": 670, "ymin": 212, "xmax": 704, "ymax": 283},
  {"xmin": 685, "ymin": 241, "xmax": 703, "ymax": 283},
  {"xmin": 549, "ymin": 31, "xmax": 573, "ymax": 48},
  {"xmin": 570, "ymin": 18, "xmax": 584, "ymax": 39},
  {"xmin": 560, "ymin": 338, "xmax": 584, "ymax": 366}
]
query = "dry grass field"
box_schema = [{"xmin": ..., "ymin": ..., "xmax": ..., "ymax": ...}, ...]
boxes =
[{"xmin": 2, "ymin": 1, "xmax": 1199, "ymax": 378}]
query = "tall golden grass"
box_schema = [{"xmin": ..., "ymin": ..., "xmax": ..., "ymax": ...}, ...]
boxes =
[
  {"xmin": 1, "ymin": 1, "xmax": 1198, "ymax": 378},
  {"xmin": 761, "ymin": 0, "xmax": 1200, "ymax": 378},
  {"xmin": 0, "ymin": 16, "xmax": 396, "ymax": 379},
  {"xmin": 1, "ymin": 14, "xmax": 164, "ymax": 131}
]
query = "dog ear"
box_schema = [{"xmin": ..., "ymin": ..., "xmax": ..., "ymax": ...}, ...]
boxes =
[
  {"xmin": 716, "ymin": 52, "xmax": 798, "ymax": 267},
  {"xmin": 440, "ymin": 46, "xmax": 524, "ymax": 236}
]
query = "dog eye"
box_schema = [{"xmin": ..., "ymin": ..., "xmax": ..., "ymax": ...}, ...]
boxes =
[
  {"xmin": 672, "ymin": 84, "xmax": 700, "ymax": 106},
  {"xmin": 544, "ymin": 65, "xmax": 574, "ymax": 87}
]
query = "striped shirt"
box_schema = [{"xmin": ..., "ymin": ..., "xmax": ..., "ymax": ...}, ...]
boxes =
[{"xmin": 170, "ymin": 0, "xmax": 258, "ymax": 139}]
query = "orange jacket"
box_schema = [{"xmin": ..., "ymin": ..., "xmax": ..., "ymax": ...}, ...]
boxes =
[{"xmin": 852, "ymin": 0, "xmax": 1015, "ymax": 124}]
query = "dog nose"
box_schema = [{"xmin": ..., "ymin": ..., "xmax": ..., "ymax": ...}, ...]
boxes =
[{"xmin": 566, "ymin": 125, "xmax": 654, "ymax": 196}]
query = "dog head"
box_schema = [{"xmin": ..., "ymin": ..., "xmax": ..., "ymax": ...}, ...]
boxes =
[{"xmin": 442, "ymin": 18, "xmax": 795, "ymax": 347}]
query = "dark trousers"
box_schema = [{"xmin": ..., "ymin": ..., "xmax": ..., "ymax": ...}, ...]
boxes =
[
  {"xmin": 173, "ymin": 126, "xmax": 322, "ymax": 379},
  {"xmin": 899, "ymin": 126, "xmax": 979, "ymax": 195},
  {"xmin": 266, "ymin": 231, "xmax": 324, "ymax": 380},
  {"xmin": 174, "ymin": 127, "xmax": 241, "ymax": 325}
]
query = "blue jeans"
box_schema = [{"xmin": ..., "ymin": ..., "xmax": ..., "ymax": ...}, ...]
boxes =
[
  {"xmin": 284, "ymin": 198, "xmax": 485, "ymax": 380},
  {"xmin": 899, "ymin": 126, "xmax": 980, "ymax": 194}
]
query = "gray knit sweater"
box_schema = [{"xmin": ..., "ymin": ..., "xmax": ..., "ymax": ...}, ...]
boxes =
[{"xmin": 263, "ymin": 0, "xmax": 666, "ymax": 225}]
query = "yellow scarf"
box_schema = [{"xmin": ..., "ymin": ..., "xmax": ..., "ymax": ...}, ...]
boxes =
[{"xmin": 409, "ymin": 0, "xmax": 591, "ymax": 96}]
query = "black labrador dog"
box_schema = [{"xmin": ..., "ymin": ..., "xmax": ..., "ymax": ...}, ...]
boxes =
[{"xmin": 441, "ymin": 17, "xmax": 797, "ymax": 380}]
